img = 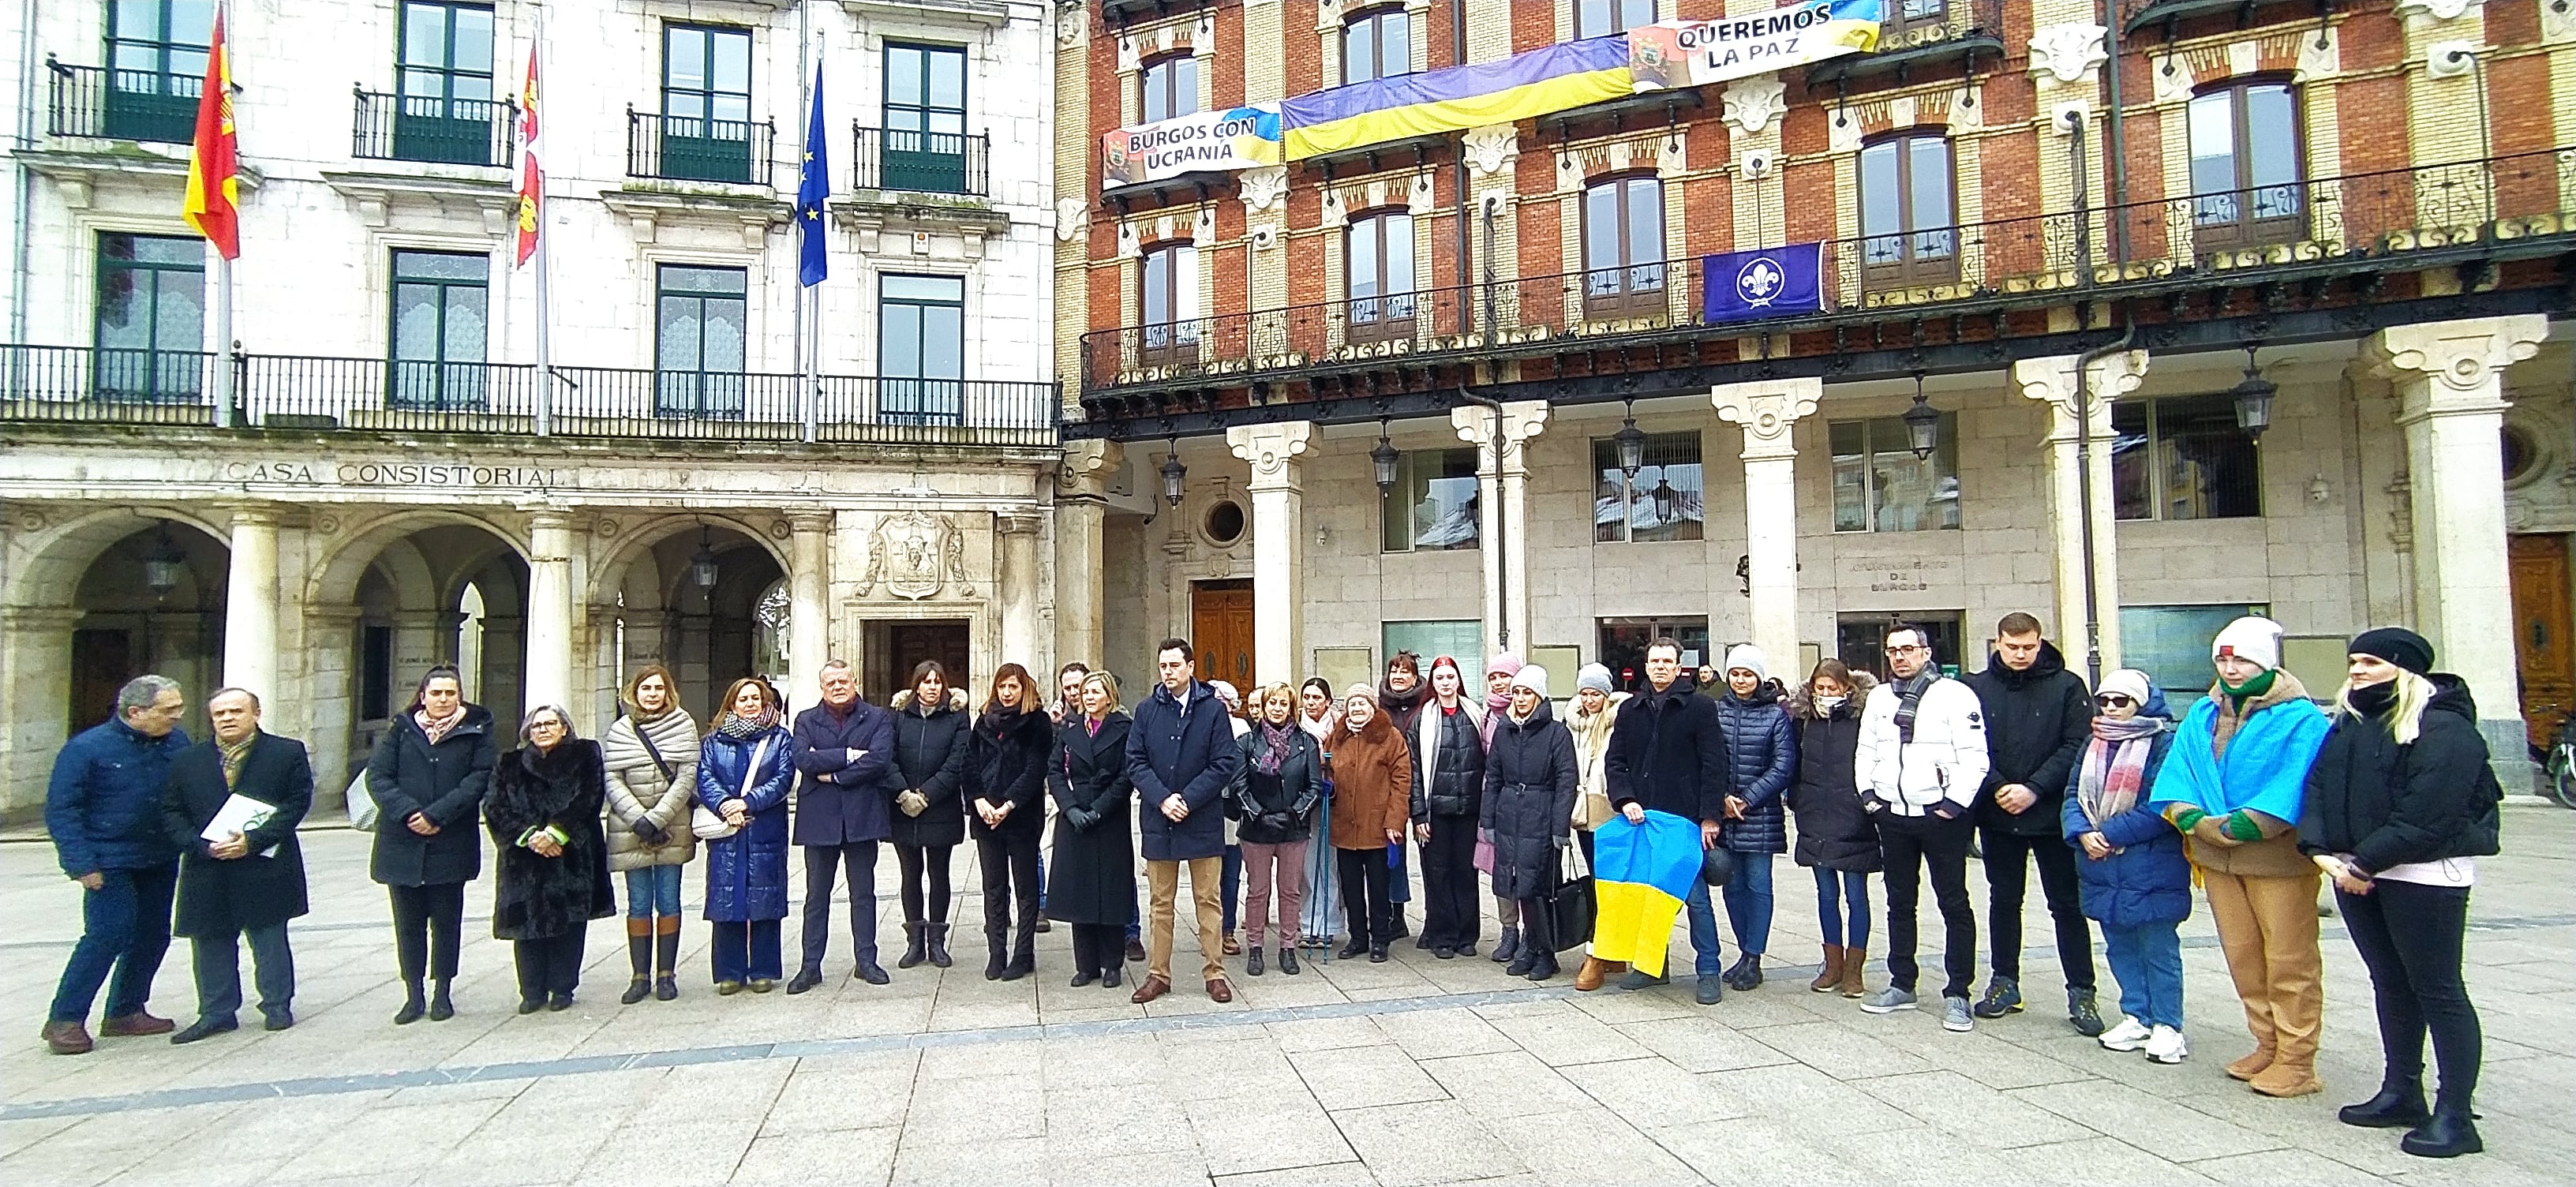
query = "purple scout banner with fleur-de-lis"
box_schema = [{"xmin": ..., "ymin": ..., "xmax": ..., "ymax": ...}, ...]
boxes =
[{"xmin": 1702, "ymin": 242, "xmax": 1826, "ymax": 325}]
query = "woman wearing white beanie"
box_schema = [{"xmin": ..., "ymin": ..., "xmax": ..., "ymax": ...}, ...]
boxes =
[{"xmin": 1482, "ymin": 666, "xmax": 1579, "ymax": 981}]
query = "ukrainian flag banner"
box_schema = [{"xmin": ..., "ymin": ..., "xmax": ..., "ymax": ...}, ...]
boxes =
[
  {"xmin": 1627, "ymin": 1, "xmax": 1884, "ymax": 92},
  {"xmin": 1588, "ymin": 810, "xmax": 1708, "ymax": 978},
  {"xmin": 1279, "ymin": 36, "xmax": 1634, "ymax": 161}
]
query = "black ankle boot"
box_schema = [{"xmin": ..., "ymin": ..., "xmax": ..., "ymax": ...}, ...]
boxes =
[
  {"xmin": 926, "ymin": 923, "xmax": 953, "ymax": 968},
  {"xmin": 2339, "ymin": 1078, "xmax": 2430, "ymax": 1129},
  {"xmin": 393, "ymin": 979, "xmax": 426, "ymax": 1025},
  {"xmin": 984, "ymin": 933, "xmax": 1008, "ymax": 980},
  {"xmin": 1724, "ymin": 953, "xmax": 1764, "ymax": 990},
  {"xmin": 2400, "ymin": 1092, "xmax": 2484, "ymax": 1159},
  {"xmin": 428, "ymin": 979, "xmax": 455, "ymax": 1022},
  {"xmin": 897, "ymin": 922, "xmax": 927, "ymax": 969}
]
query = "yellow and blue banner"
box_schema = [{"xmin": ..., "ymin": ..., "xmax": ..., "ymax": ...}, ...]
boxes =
[
  {"xmin": 1627, "ymin": 1, "xmax": 1884, "ymax": 92},
  {"xmin": 1280, "ymin": 36, "xmax": 1634, "ymax": 161},
  {"xmin": 1103, "ymin": 104, "xmax": 1282, "ymax": 187},
  {"xmin": 1588, "ymin": 810, "xmax": 1707, "ymax": 978}
]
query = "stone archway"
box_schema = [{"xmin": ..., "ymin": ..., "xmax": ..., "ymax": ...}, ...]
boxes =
[{"xmin": 586, "ymin": 513, "xmax": 794, "ymax": 723}]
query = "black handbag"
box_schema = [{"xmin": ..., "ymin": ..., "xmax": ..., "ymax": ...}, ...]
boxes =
[
  {"xmin": 1544, "ymin": 843, "xmax": 1597, "ymax": 952},
  {"xmin": 1700, "ymin": 844, "xmax": 1736, "ymax": 888}
]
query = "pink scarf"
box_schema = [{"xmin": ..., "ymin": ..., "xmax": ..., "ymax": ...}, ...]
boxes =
[
  {"xmin": 416, "ymin": 706, "xmax": 465, "ymax": 744},
  {"xmin": 2076, "ymin": 714, "xmax": 2163, "ymax": 828}
]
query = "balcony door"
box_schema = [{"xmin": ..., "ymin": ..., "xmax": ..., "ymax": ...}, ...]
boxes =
[
  {"xmin": 1346, "ymin": 212, "xmax": 1415, "ymax": 344},
  {"xmin": 2188, "ymin": 81, "xmax": 2305, "ymax": 251},
  {"xmin": 1582, "ymin": 175, "xmax": 1666, "ymax": 320},
  {"xmin": 1859, "ymin": 134, "xmax": 1958, "ymax": 290},
  {"xmin": 661, "ymin": 24, "xmax": 754, "ymax": 182},
  {"xmin": 395, "ymin": 2, "xmax": 498, "ymax": 165},
  {"xmin": 882, "ymin": 43, "xmax": 968, "ymax": 193},
  {"xmin": 1139, "ymin": 243, "xmax": 1198, "ymax": 367},
  {"xmin": 655, "ymin": 264, "xmax": 747, "ymax": 418},
  {"xmin": 388, "ymin": 250, "xmax": 490, "ymax": 410},
  {"xmin": 104, "ymin": 0, "xmax": 210, "ymax": 143},
  {"xmin": 879, "ymin": 274, "xmax": 964, "ymax": 425},
  {"xmin": 92, "ymin": 233, "xmax": 204, "ymax": 403}
]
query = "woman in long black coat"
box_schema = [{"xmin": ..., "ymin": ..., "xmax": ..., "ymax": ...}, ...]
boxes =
[
  {"xmin": 1047, "ymin": 670, "xmax": 1136, "ymax": 990},
  {"xmin": 366, "ymin": 665, "xmax": 495, "ymax": 1024},
  {"xmin": 969, "ymin": 663, "xmax": 1054, "ymax": 981},
  {"xmin": 1786, "ymin": 661, "xmax": 1878, "ymax": 998},
  {"xmin": 485, "ymin": 705, "xmax": 615, "ymax": 1013},
  {"xmin": 890, "ymin": 660, "xmax": 972, "ymax": 970},
  {"xmin": 1480, "ymin": 666, "xmax": 1579, "ymax": 983}
]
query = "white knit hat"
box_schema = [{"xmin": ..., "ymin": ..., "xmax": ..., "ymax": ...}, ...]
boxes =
[
  {"xmin": 1575, "ymin": 663, "xmax": 1616, "ymax": 695},
  {"xmin": 2210, "ymin": 616, "xmax": 2285, "ymax": 672},
  {"xmin": 1724, "ymin": 644, "xmax": 1769, "ymax": 683},
  {"xmin": 1209, "ymin": 680, "xmax": 1241, "ymax": 707},
  {"xmin": 1510, "ymin": 665, "xmax": 1550, "ymax": 700},
  {"xmin": 2097, "ymin": 668, "xmax": 2153, "ymax": 706}
]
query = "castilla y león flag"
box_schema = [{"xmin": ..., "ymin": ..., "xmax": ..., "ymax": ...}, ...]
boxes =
[
  {"xmin": 182, "ymin": 7, "xmax": 240, "ymax": 260},
  {"xmin": 514, "ymin": 41, "xmax": 542, "ymax": 267}
]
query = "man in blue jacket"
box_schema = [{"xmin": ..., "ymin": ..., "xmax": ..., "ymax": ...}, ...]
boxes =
[
  {"xmin": 1604, "ymin": 638, "xmax": 1732, "ymax": 1004},
  {"xmin": 787, "ymin": 661, "xmax": 898, "ymax": 991},
  {"xmin": 1125, "ymin": 638, "xmax": 1245, "ymax": 1004},
  {"xmin": 43, "ymin": 675, "xmax": 191, "ymax": 1054}
]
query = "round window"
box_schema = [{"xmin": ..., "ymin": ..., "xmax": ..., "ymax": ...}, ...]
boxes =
[
  {"xmin": 1202, "ymin": 499, "xmax": 1246, "ymax": 546},
  {"xmin": 2502, "ymin": 423, "xmax": 2540, "ymax": 485}
]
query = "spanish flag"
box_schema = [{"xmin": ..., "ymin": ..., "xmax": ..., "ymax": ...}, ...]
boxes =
[
  {"xmin": 181, "ymin": 6, "xmax": 239, "ymax": 260},
  {"xmin": 1587, "ymin": 810, "xmax": 1706, "ymax": 978},
  {"xmin": 1280, "ymin": 36, "xmax": 1634, "ymax": 161}
]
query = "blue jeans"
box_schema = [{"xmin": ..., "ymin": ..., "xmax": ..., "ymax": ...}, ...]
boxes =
[
  {"xmin": 1220, "ymin": 844, "xmax": 1243, "ymax": 934},
  {"xmin": 1683, "ymin": 880, "xmax": 1724, "ymax": 978},
  {"xmin": 625, "ymin": 867, "xmax": 683, "ymax": 918},
  {"xmin": 51, "ymin": 863, "xmax": 176, "ymax": 1023},
  {"xmin": 1387, "ymin": 835, "xmax": 1412, "ymax": 904},
  {"xmin": 2102, "ymin": 921, "xmax": 2185, "ymax": 1029},
  {"xmin": 1720, "ymin": 852, "xmax": 1775, "ymax": 957},
  {"xmin": 1814, "ymin": 867, "xmax": 1873, "ymax": 952},
  {"xmin": 1126, "ymin": 878, "xmax": 1141, "ymax": 942}
]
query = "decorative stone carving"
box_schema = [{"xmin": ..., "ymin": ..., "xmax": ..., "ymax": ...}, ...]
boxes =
[
  {"xmin": 2424, "ymin": 39, "xmax": 2477, "ymax": 77},
  {"xmin": 1405, "ymin": 171, "xmax": 1436, "ymax": 215},
  {"xmin": 2298, "ymin": 27, "xmax": 2340, "ymax": 80},
  {"xmin": 2012, "ymin": 350, "xmax": 2151, "ymax": 437},
  {"xmin": 1057, "ymin": 440, "xmax": 1125, "ymax": 499},
  {"xmin": 1055, "ymin": 6, "xmax": 1086, "ymax": 46},
  {"xmin": 1237, "ymin": 165, "xmax": 1287, "ymax": 213},
  {"xmin": 2371, "ymin": 315, "xmax": 2548, "ymax": 411},
  {"xmin": 1054, "ymin": 197, "xmax": 1087, "ymax": 242},
  {"xmin": 1721, "ymin": 77, "xmax": 1786, "ymax": 136},
  {"xmin": 1225, "ymin": 422, "xmax": 1314, "ymax": 492},
  {"xmin": 2394, "ymin": 0, "xmax": 2481, "ymax": 21},
  {"xmin": 856, "ymin": 510, "xmax": 968, "ymax": 600},
  {"xmin": 1249, "ymin": 222, "xmax": 1281, "ymax": 249},
  {"xmin": 2545, "ymin": 0, "xmax": 2576, "ymax": 43},
  {"xmin": 2027, "ymin": 23, "xmax": 2108, "ymax": 85},
  {"xmin": 1712, "ymin": 379, "xmax": 1821, "ymax": 461},
  {"xmin": 1462, "ymin": 125, "xmax": 1518, "ymax": 176}
]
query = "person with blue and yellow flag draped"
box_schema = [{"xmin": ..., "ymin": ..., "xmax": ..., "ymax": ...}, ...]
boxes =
[
  {"xmin": 1588, "ymin": 638, "xmax": 1729, "ymax": 1002},
  {"xmin": 2146, "ymin": 616, "xmax": 2331, "ymax": 1100}
]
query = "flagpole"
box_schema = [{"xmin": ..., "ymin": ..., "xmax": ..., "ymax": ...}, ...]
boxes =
[
  {"xmin": 530, "ymin": 11, "xmax": 551, "ymax": 437},
  {"xmin": 796, "ymin": 21, "xmax": 817, "ymax": 444},
  {"xmin": 207, "ymin": 0, "xmax": 234, "ymax": 429}
]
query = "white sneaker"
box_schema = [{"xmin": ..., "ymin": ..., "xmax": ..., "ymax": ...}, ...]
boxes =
[
  {"xmin": 2145, "ymin": 1024, "xmax": 2188, "ymax": 1065},
  {"xmin": 2098, "ymin": 1015, "xmax": 2151, "ymax": 1052}
]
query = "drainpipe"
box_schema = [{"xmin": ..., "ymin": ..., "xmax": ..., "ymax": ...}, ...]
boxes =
[
  {"xmin": 2065, "ymin": 106, "xmax": 2130, "ymax": 688},
  {"xmin": 2102, "ymin": 2, "xmax": 2129, "ymax": 265}
]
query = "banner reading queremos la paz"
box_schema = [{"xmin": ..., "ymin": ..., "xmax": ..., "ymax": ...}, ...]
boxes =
[
  {"xmin": 1102, "ymin": 104, "xmax": 1282, "ymax": 187},
  {"xmin": 1627, "ymin": 0, "xmax": 1884, "ymax": 92}
]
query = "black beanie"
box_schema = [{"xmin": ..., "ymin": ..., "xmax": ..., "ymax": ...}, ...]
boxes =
[{"xmin": 2349, "ymin": 627, "xmax": 2434, "ymax": 676}]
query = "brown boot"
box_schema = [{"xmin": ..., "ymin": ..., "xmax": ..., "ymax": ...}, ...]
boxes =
[
  {"xmin": 1838, "ymin": 947, "xmax": 1869, "ymax": 998},
  {"xmin": 99, "ymin": 1011, "xmax": 174, "ymax": 1037},
  {"xmin": 1809, "ymin": 944, "xmax": 1845, "ymax": 994},
  {"xmin": 39, "ymin": 1020, "xmax": 93, "ymax": 1055},
  {"xmin": 2248, "ymin": 1060, "xmax": 2322, "ymax": 1098},
  {"xmin": 2224, "ymin": 1046, "xmax": 2275, "ymax": 1082},
  {"xmin": 1574, "ymin": 957, "xmax": 1623, "ymax": 992}
]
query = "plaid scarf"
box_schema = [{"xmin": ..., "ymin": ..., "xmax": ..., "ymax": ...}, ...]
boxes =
[
  {"xmin": 218, "ymin": 734, "xmax": 255, "ymax": 788},
  {"xmin": 716, "ymin": 708, "xmax": 780, "ymax": 740},
  {"xmin": 2076, "ymin": 714, "xmax": 2164, "ymax": 829}
]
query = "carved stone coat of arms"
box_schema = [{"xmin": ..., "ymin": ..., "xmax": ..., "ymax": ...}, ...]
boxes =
[{"xmin": 858, "ymin": 509, "xmax": 968, "ymax": 600}]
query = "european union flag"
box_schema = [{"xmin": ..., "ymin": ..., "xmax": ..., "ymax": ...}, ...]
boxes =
[
  {"xmin": 1702, "ymin": 242, "xmax": 1824, "ymax": 325},
  {"xmin": 796, "ymin": 63, "xmax": 829, "ymax": 287}
]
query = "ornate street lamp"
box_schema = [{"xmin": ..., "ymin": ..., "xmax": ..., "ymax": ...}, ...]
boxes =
[
  {"xmin": 1159, "ymin": 438, "xmax": 1187, "ymax": 507},
  {"xmin": 142, "ymin": 523, "xmax": 185, "ymax": 598},
  {"xmin": 688, "ymin": 526, "xmax": 722, "ymax": 590},
  {"xmin": 1370, "ymin": 418, "xmax": 1399, "ymax": 494},
  {"xmin": 2231, "ymin": 345, "xmax": 2277, "ymax": 441},
  {"xmin": 1614, "ymin": 399, "xmax": 1646, "ymax": 479},
  {"xmin": 1903, "ymin": 373, "xmax": 1941, "ymax": 461}
]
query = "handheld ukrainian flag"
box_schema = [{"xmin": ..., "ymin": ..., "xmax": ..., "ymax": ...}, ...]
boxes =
[
  {"xmin": 796, "ymin": 62, "xmax": 829, "ymax": 287},
  {"xmin": 182, "ymin": 4, "xmax": 240, "ymax": 260},
  {"xmin": 1588, "ymin": 810, "xmax": 1707, "ymax": 978}
]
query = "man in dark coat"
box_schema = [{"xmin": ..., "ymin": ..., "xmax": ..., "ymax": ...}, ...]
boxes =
[
  {"xmin": 1604, "ymin": 638, "xmax": 1731, "ymax": 1002},
  {"xmin": 159, "ymin": 688, "xmax": 312, "ymax": 1043},
  {"xmin": 788, "ymin": 660, "xmax": 898, "ymax": 991},
  {"xmin": 1124, "ymin": 638, "xmax": 1245, "ymax": 1003},
  {"xmin": 1960, "ymin": 613, "xmax": 2100, "ymax": 1032},
  {"xmin": 43, "ymin": 675, "xmax": 190, "ymax": 1054}
]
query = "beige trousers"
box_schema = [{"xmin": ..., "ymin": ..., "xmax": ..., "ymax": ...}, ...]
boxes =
[
  {"xmin": 2202, "ymin": 868, "xmax": 2325, "ymax": 1067},
  {"xmin": 1146, "ymin": 856, "xmax": 1225, "ymax": 983}
]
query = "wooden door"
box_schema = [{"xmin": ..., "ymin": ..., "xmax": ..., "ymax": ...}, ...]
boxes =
[
  {"xmin": 2509, "ymin": 534, "xmax": 2574, "ymax": 749},
  {"xmin": 1190, "ymin": 579, "xmax": 1255, "ymax": 692},
  {"xmin": 868, "ymin": 620, "xmax": 970, "ymax": 706},
  {"xmin": 69, "ymin": 628, "xmax": 132, "ymax": 736}
]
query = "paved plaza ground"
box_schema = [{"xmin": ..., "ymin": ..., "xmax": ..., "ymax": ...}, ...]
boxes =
[{"xmin": 2, "ymin": 803, "xmax": 2571, "ymax": 1187}]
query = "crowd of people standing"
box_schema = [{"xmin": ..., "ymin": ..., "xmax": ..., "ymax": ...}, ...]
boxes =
[{"xmin": 37, "ymin": 614, "xmax": 2503, "ymax": 1159}]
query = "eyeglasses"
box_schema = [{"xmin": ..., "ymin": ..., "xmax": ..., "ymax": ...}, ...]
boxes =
[
  {"xmin": 2094, "ymin": 695, "xmax": 2134, "ymax": 709},
  {"xmin": 1884, "ymin": 644, "xmax": 1926, "ymax": 655}
]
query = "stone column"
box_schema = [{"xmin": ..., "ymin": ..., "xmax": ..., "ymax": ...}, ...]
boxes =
[
  {"xmin": 1713, "ymin": 378, "xmax": 1820, "ymax": 671},
  {"xmin": 1053, "ymin": 440, "xmax": 1123, "ymax": 668},
  {"xmin": 2012, "ymin": 349, "xmax": 2151, "ymax": 680},
  {"xmin": 220, "ymin": 504, "xmax": 279, "ymax": 703},
  {"xmin": 1452, "ymin": 401, "xmax": 1549, "ymax": 656},
  {"xmin": 786, "ymin": 511, "xmax": 831, "ymax": 716},
  {"xmin": 1, "ymin": 607, "xmax": 80, "ymax": 817},
  {"xmin": 2371, "ymin": 314, "xmax": 2548, "ymax": 778},
  {"xmin": 522, "ymin": 511, "xmax": 577, "ymax": 722},
  {"xmin": 996, "ymin": 511, "xmax": 1044, "ymax": 673},
  {"xmin": 1227, "ymin": 421, "xmax": 1315, "ymax": 686}
]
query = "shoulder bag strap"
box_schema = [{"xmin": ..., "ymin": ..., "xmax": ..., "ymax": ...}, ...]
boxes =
[
  {"xmin": 739, "ymin": 736, "xmax": 773, "ymax": 803},
  {"xmin": 631, "ymin": 714, "xmax": 676, "ymax": 784}
]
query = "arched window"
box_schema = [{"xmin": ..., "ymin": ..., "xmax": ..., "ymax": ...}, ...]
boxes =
[
  {"xmin": 1139, "ymin": 242, "xmax": 1199, "ymax": 365},
  {"xmin": 1345, "ymin": 211, "xmax": 1416, "ymax": 342},
  {"xmin": 1858, "ymin": 133, "xmax": 1956, "ymax": 289},
  {"xmin": 1342, "ymin": 7, "xmax": 1413, "ymax": 85},
  {"xmin": 2188, "ymin": 80, "xmax": 2304, "ymax": 249},
  {"xmin": 1582, "ymin": 174, "xmax": 1666, "ymax": 319},
  {"xmin": 1140, "ymin": 53, "xmax": 1197, "ymax": 123}
]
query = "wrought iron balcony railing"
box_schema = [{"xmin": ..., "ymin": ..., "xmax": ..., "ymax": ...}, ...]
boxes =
[
  {"xmin": 352, "ymin": 89, "xmax": 517, "ymax": 168},
  {"xmin": 625, "ymin": 109, "xmax": 777, "ymax": 185},
  {"xmin": 1810, "ymin": 0, "xmax": 2008, "ymax": 88},
  {"xmin": 45, "ymin": 58, "xmax": 201, "ymax": 144},
  {"xmin": 0, "ymin": 345, "xmax": 1059, "ymax": 446},
  {"xmin": 1077, "ymin": 148, "xmax": 2576, "ymax": 395},
  {"xmin": 851, "ymin": 125, "xmax": 990, "ymax": 197}
]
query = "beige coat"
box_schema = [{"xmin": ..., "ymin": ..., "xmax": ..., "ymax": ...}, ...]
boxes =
[
  {"xmin": 601, "ymin": 707, "xmax": 701, "ymax": 871},
  {"xmin": 1568, "ymin": 691, "xmax": 1628, "ymax": 829}
]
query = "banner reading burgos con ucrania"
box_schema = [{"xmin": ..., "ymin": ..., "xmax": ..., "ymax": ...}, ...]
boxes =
[
  {"xmin": 1626, "ymin": 0, "xmax": 1884, "ymax": 92},
  {"xmin": 1102, "ymin": 104, "xmax": 1282, "ymax": 186}
]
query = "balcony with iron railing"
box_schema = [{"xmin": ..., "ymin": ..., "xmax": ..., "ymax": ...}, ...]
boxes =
[
  {"xmin": 1808, "ymin": 0, "xmax": 2008, "ymax": 90},
  {"xmin": 45, "ymin": 58, "xmax": 201, "ymax": 144},
  {"xmin": 0, "ymin": 345, "xmax": 1060, "ymax": 447},
  {"xmin": 625, "ymin": 109, "xmax": 777, "ymax": 185},
  {"xmin": 352, "ymin": 89, "xmax": 517, "ymax": 168},
  {"xmin": 1077, "ymin": 148, "xmax": 2576, "ymax": 398},
  {"xmin": 851, "ymin": 125, "xmax": 990, "ymax": 197},
  {"xmin": 2121, "ymin": 0, "xmax": 2342, "ymax": 38}
]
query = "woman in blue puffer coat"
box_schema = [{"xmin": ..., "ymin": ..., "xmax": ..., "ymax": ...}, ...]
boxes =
[
  {"xmin": 1713, "ymin": 644, "xmax": 1795, "ymax": 990},
  {"xmin": 2062, "ymin": 669, "xmax": 2191, "ymax": 1065},
  {"xmin": 696, "ymin": 676, "xmax": 798, "ymax": 994}
]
